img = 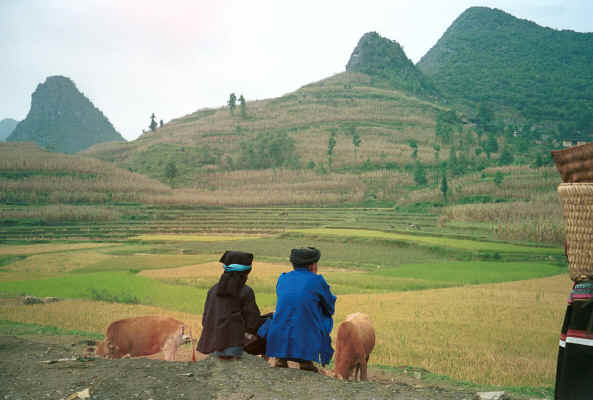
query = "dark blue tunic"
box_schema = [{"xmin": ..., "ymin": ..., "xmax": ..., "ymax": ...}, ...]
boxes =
[{"xmin": 258, "ymin": 269, "xmax": 336, "ymax": 365}]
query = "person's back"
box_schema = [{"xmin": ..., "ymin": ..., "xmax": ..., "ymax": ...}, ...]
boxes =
[
  {"xmin": 197, "ymin": 250, "xmax": 265, "ymax": 359},
  {"xmin": 259, "ymin": 247, "xmax": 336, "ymax": 370}
]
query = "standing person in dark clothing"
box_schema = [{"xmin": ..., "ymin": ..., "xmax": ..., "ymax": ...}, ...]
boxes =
[
  {"xmin": 555, "ymin": 281, "xmax": 593, "ymax": 399},
  {"xmin": 258, "ymin": 247, "xmax": 336, "ymax": 372},
  {"xmin": 197, "ymin": 250, "xmax": 267, "ymax": 360}
]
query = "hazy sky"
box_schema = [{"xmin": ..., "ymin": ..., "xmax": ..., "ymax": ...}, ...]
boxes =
[{"xmin": 2, "ymin": 0, "xmax": 592, "ymax": 141}]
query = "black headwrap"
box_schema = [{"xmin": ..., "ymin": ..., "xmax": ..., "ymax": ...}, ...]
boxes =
[
  {"xmin": 217, "ymin": 250, "xmax": 254, "ymax": 297},
  {"xmin": 290, "ymin": 247, "xmax": 321, "ymax": 269},
  {"xmin": 219, "ymin": 250, "xmax": 254, "ymax": 267}
]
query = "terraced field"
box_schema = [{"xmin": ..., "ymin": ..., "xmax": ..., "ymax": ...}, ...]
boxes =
[{"xmin": 0, "ymin": 205, "xmax": 480, "ymax": 240}]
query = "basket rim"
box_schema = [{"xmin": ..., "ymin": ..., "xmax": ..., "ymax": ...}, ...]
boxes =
[
  {"xmin": 558, "ymin": 182, "xmax": 593, "ymax": 186},
  {"xmin": 551, "ymin": 141, "xmax": 593, "ymax": 159}
]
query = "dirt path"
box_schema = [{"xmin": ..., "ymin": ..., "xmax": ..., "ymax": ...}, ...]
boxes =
[{"xmin": 0, "ymin": 335, "xmax": 522, "ymax": 400}]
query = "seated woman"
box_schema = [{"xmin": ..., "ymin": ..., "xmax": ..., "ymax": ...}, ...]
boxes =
[{"xmin": 197, "ymin": 250, "xmax": 267, "ymax": 360}]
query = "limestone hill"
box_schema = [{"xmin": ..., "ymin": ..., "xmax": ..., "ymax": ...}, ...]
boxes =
[
  {"xmin": 0, "ymin": 118, "xmax": 18, "ymax": 141},
  {"xmin": 7, "ymin": 76, "xmax": 125, "ymax": 153},
  {"xmin": 417, "ymin": 6, "xmax": 593, "ymax": 130},
  {"xmin": 346, "ymin": 32, "xmax": 437, "ymax": 97}
]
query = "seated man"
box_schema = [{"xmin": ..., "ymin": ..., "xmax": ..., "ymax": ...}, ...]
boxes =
[{"xmin": 258, "ymin": 247, "xmax": 336, "ymax": 371}]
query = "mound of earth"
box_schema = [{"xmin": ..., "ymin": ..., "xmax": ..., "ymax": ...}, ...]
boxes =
[{"xmin": 0, "ymin": 335, "xmax": 530, "ymax": 399}]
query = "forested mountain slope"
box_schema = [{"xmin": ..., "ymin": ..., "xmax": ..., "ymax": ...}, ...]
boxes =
[{"xmin": 417, "ymin": 6, "xmax": 593, "ymax": 135}]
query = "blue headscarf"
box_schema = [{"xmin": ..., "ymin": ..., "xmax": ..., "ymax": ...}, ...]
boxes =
[
  {"xmin": 216, "ymin": 251, "xmax": 254, "ymax": 297},
  {"xmin": 223, "ymin": 263, "xmax": 252, "ymax": 272}
]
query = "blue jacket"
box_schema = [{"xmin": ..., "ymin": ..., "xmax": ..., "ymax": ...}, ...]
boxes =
[{"xmin": 258, "ymin": 268, "xmax": 336, "ymax": 365}]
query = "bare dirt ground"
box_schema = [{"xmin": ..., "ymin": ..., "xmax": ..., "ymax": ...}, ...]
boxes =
[{"xmin": 0, "ymin": 335, "xmax": 535, "ymax": 400}]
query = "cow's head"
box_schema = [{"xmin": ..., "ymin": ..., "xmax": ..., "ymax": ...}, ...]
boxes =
[
  {"xmin": 180, "ymin": 326, "xmax": 192, "ymax": 344},
  {"xmin": 95, "ymin": 339, "xmax": 109, "ymax": 357},
  {"xmin": 319, "ymin": 369, "xmax": 338, "ymax": 379},
  {"xmin": 95, "ymin": 339, "xmax": 117, "ymax": 358}
]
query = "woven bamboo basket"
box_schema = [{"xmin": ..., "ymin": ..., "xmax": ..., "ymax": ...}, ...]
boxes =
[
  {"xmin": 558, "ymin": 183, "xmax": 593, "ymax": 281},
  {"xmin": 551, "ymin": 142, "xmax": 593, "ymax": 183}
]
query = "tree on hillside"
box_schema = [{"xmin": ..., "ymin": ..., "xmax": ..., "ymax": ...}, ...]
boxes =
[
  {"xmin": 238, "ymin": 131, "xmax": 299, "ymax": 169},
  {"xmin": 435, "ymin": 110, "xmax": 460, "ymax": 144},
  {"xmin": 165, "ymin": 161, "xmax": 178, "ymax": 186},
  {"xmin": 228, "ymin": 93, "xmax": 237, "ymax": 115},
  {"xmin": 484, "ymin": 133, "xmax": 499, "ymax": 159},
  {"xmin": 465, "ymin": 129, "xmax": 475, "ymax": 146},
  {"xmin": 448, "ymin": 146, "xmax": 461, "ymax": 176},
  {"xmin": 457, "ymin": 151, "xmax": 469, "ymax": 174},
  {"xmin": 159, "ymin": 120, "xmax": 164, "ymax": 128},
  {"xmin": 476, "ymin": 103, "xmax": 494, "ymax": 132},
  {"xmin": 433, "ymin": 144, "xmax": 440, "ymax": 161},
  {"xmin": 436, "ymin": 121, "xmax": 453, "ymax": 144},
  {"xmin": 531, "ymin": 153, "xmax": 545, "ymax": 169},
  {"xmin": 349, "ymin": 127, "xmax": 361, "ymax": 160},
  {"xmin": 498, "ymin": 146, "xmax": 514, "ymax": 166},
  {"xmin": 413, "ymin": 161, "xmax": 427, "ymax": 186},
  {"xmin": 440, "ymin": 172, "xmax": 448, "ymax": 202},
  {"xmin": 239, "ymin": 94, "xmax": 247, "ymax": 119},
  {"xmin": 494, "ymin": 171, "xmax": 504, "ymax": 187},
  {"xmin": 576, "ymin": 107, "xmax": 593, "ymax": 136},
  {"xmin": 327, "ymin": 129, "xmax": 337, "ymax": 170},
  {"xmin": 408, "ymin": 139, "xmax": 418, "ymax": 159},
  {"xmin": 149, "ymin": 113, "xmax": 158, "ymax": 132}
]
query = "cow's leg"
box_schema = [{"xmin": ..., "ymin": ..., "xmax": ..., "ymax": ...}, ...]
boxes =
[
  {"xmin": 162, "ymin": 336, "xmax": 178, "ymax": 361},
  {"xmin": 111, "ymin": 344, "xmax": 126, "ymax": 359},
  {"xmin": 354, "ymin": 363, "xmax": 360, "ymax": 381},
  {"xmin": 360, "ymin": 357, "xmax": 368, "ymax": 381}
]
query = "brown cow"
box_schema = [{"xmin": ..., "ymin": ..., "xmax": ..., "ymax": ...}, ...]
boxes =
[
  {"xmin": 96, "ymin": 316, "xmax": 191, "ymax": 361},
  {"xmin": 333, "ymin": 312, "xmax": 375, "ymax": 381}
]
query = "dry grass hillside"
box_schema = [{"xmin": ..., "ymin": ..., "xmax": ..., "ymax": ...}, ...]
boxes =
[
  {"xmin": 82, "ymin": 72, "xmax": 445, "ymax": 180},
  {"xmin": 0, "ymin": 142, "xmax": 171, "ymax": 204}
]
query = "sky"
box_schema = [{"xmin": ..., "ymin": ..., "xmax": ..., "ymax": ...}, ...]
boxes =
[{"xmin": 1, "ymin": 0, "xmax": 592, "ymax": 141}]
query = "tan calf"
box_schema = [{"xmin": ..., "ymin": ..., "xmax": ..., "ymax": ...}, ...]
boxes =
[
  {"xmin": 333, "ymin": 312, "xmax": 375, "ymax": 381},
  {"xmin": 96, "ymin": 316, "xmax": 191, "ymax": 361}
]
